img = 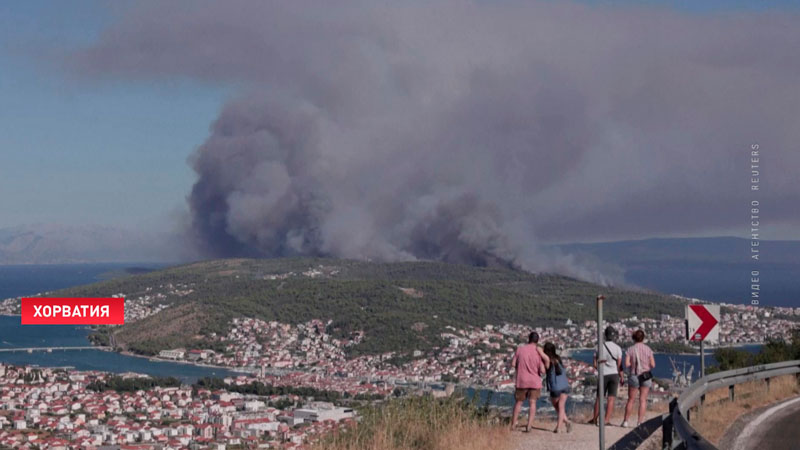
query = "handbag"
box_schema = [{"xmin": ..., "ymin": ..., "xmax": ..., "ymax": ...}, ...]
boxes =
[{"xmin": 548, "ymin": 361, "xmax": 569, "ymax": 392}]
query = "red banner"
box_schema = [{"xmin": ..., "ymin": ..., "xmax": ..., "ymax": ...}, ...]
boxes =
[{"xmin": 21, "ymin": 298, "xmax": 125, "ymax": 325}]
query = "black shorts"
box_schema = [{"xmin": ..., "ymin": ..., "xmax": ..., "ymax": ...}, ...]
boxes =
[
  {"xmin": 603, "ymin": 374, "xmax": 620, "ymax": 397},
  {"xmin": 549, "ymin": 386, "xmax": 571, "ymax": 398}
]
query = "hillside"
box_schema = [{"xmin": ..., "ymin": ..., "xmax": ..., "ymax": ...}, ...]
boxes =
[{"xmin": 51, "ymin": 258, "xmax": 684, "ymax": 356}]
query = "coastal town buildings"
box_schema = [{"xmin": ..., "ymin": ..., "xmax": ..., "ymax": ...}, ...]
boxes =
[{"xmin": 0, "ymin": 364, "xmax": 355, "ymax": 449}]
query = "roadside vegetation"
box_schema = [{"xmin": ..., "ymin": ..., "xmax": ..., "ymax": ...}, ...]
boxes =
[
  {"xmin": 313, "ymin": 395, "xmax": 508, "ymax": 450},
  {"xmin": 692, "ymin": 374, "xmax": 799, "ymax": 444},
  {"xmin": 685, "ymin": 330, "xmax": 800, "ymax": 445},
  {"xmin": 711, "ymin": 329, "xmax": 800, "ymax": 372}
]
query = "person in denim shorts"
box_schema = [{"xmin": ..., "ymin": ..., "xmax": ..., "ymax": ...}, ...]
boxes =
[
  {"xmin": 544, "ymin": 342, "xmax": 573, "ymax": 433},
  {"xmin": 623, "ymin": 329, "xmax": 655, "ymax": 427}
]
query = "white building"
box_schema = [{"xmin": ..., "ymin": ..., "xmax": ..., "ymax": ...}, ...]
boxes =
[
  {"xmin": 293, "ymin": 402, "xmax": 356, "ymax": 423},
  {"xmin": 158, "ymin": 349, "xmax": 186, "ymax": 360}
]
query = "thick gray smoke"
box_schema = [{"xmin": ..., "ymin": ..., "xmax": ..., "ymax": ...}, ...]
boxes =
[
  {"xmin": 186, "ymin": 91, "xmax": 573, "ymax": 271},
  {"xmin": 71, "ymin": 1, "xmax": 800, "ymax": 283}
]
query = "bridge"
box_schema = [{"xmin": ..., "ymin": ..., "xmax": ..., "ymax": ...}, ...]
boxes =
[{"xmin": 0, "ymin": 346, "xmax": 112, "ymax": 353}]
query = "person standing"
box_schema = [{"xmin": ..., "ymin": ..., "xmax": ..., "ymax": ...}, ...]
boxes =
[
  {"xmin": 622, "ymin": 329, "xmax": 655, "ymax": 427},
  {"xmin": 510, "ymin": 331, "xmax": 550, "ymax": 432},
  {"xmin": 543, "ymin": 342, "xmax": 573, "ymax": 433},
  {"xmin": 589, "ymin": 326, "xmax": 624, "ymax": 425}
]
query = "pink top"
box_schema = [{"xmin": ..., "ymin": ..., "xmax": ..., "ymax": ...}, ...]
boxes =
[
  {"xmin": 626, "ymin": 343, "xmax": 654, "ymax": 375},
  {"xmin": 513, "ymin": 344, "xmax": 543, "ymax": 389}
]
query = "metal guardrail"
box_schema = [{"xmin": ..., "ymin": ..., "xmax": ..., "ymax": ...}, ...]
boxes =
[
  {"xmin": 667, "ymin": 359, "xmax": 800, "ymax": 450},
  {"xmin": 609, "ymin": 359, "xmax": 800, "ymax": 450}
]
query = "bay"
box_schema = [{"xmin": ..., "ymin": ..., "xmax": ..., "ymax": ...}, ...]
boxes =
[
  {"xmin": 0, "ymin": 263, "xmax": 145, "ymax": 300},
  {"xmin": 569, "ymin": 344, "xmax": 763, "ymax": 381},
  {"xmin": 0, "ymin": 264, "xmax": 241, "ymax": 382}
]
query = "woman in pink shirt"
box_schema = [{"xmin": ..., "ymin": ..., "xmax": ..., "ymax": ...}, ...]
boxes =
[
  {"xmin": 622, "ymin": 329, "xmax": 656, "ymax": 427},
  {"xmin": 510, "ymin": 332, "xmax": 550, "ymax": 432}
]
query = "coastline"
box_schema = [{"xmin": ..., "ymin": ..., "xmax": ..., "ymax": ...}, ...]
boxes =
[
  {"xmin": 131, "ymin": 352, "xmax": 255, "ymax": 374},
  {"xmin": 99, "ymin": 345, "xmax": 256, "ymax": 375}
]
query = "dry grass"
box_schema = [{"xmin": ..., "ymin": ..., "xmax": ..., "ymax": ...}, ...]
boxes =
[
  {"xmin": 313, "ymin": 396, "xmax": 509, "ymax": 450},
  {"xmin": 691, "ymin": 374, "xmax": 800, "ymax": 444}
]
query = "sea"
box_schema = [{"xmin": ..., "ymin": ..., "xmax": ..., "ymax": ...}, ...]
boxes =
[{"xmin": 0, "ymin": 263, "xmax": 240, "ymax": 382}]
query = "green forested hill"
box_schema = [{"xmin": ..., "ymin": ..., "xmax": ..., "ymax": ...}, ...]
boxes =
[{"xmin": 52, "ymin": 258, "xmax": 684, "ymax": 355}]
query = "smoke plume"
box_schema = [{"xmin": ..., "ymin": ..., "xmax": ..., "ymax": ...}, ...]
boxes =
[{"xmin": 71, "ymin": 1, "xmax": 800, "ymax": 282}]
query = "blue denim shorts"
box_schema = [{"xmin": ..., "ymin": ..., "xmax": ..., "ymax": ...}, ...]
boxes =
[{"xmin": 627, "ymin": 374, "xmax": 653, "ymax": 389}]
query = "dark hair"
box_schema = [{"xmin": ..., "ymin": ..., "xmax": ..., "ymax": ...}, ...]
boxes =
[
  {"xmin": 528, "ymin": 331, "xmax": 539, "ymax": 344},
  {"xmin": 604, "ymin": 326, "xmax": 618, "ymax": 342},
  {"xmin": 543, "ymin": 342, "xmax": 563, "ymax": 376},
  {"xmin": 632, "ymin": 329, "xmax": 645, "ymax": 343}
]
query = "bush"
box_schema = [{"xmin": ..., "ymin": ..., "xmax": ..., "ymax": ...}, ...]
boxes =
[{"xmin": 711, "ymin": 329, "xmax": 800, "ymax": 372}]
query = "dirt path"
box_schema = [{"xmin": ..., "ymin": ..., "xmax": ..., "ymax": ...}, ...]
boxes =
[{"xmin": 509, "ymin": 414, "xmax": 660, "ymax": 450}]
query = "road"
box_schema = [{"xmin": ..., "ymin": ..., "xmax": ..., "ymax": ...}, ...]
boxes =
[{"xmin": 734, "ymin": 396, "xmax": 800, "ymax": 450}]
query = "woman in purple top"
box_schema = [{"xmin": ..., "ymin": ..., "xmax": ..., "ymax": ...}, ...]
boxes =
[
  {"xmin": 622, "ymin": 329, "xmax": 656, "ymax": 427},
  {"xmin": 510, "ymin": 331, "xmax": 550, "ymax": 432}
]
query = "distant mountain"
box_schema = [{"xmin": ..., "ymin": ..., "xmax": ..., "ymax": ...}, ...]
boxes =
[
  {"xmin": 52, "ymin": 258, "xmax": 684, "ymax": 356},
  {"xmin": 0, "ymin": 224, "xmax": 177, "ymax": 265},
  {"xmin": 554, "ymin": 237, "xmax": 800, "ymax": 306}
]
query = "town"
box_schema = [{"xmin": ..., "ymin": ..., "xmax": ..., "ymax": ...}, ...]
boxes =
[
  {"xmin": 0, "ymin": 364, "xmax": 356, "ymax": 449},
  {"xmin": 149, "ymin": 298, "xmax": 799, "ymax": 393}
]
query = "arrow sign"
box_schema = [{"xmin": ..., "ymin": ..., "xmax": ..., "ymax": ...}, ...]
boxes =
[{"xmin": 686, "ymin": 304, "xmax": 720, "ymax": 343}]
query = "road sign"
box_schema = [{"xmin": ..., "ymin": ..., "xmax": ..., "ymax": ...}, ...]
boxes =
[{"xmin": 686, "ymin": 304, "xmax": 720, "ymax": 343}]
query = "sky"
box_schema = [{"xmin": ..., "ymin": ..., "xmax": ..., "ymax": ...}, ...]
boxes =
[
  {"xmin": 2, "ymin": 0, "xmax": 800, "ymax": 273},
  {"xmin": 0, "ymin": 1, "xmax": 227, "ymax": 231}
]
